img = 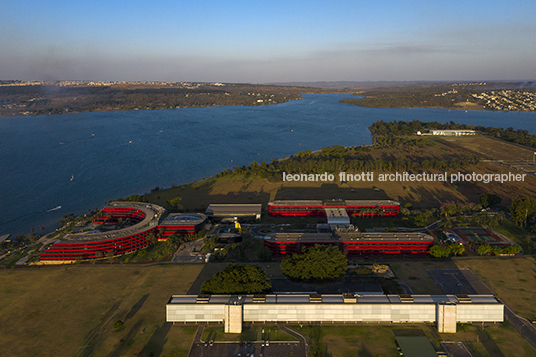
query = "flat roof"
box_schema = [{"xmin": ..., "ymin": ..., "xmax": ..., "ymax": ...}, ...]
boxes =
[
  {"xmin": 160, "ymin": 213, "xmax": 206, "ymax": 225},
  {"xmin": 205, "ymin": 204, "xmax": 262, "ymax": 217},
  {"xmin": 266, "ymin": 232, "xmax": 336, "ymax": 242},
  {"xmin": 342, "ymin": 232, "xmax": 434, "ymax": 242},
  {"xmin": 268, "ymin": 200, "xmax": 399, "ymax": 207},
  {"xmin": 265, "ymin": 231, "xmax": 433, "ymax": 243},
  {"xmin": 168, "ymin": 294, "xmax": 501, "ymax": 305}
]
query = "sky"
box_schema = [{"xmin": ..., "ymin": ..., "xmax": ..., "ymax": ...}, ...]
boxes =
[{"xmin": 1, "ymin": 0, "xmax": 535, "ymax": 83}]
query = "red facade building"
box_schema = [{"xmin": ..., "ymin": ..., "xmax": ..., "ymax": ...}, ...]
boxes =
[
  {"xmin": 263, "ymin": 232, "xmax": 433, "ymax": 257},
  {"xmin": 40, "ymin": 202, "xmax": 205, "ymax": 262},
  {"xmin": 267, "ymin": 199, "xmax": 400, "ymax": 218}
]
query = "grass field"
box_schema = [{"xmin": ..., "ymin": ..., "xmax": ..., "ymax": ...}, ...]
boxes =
[
  {"xmin": 455, "ymin": 256, "xmax": 536, "ymax": 322},
  {"xmin": 0, "ymin": 264, "xmax": 203, "ymax": 357},
  {"xmin": 390, "ymin": 256, "xmax": 536, "ymax": 321},
  {"xmin": 141, "ymin": 136, "xmax": 536, "ymax": 216},
  {"xmin": 440, "ymin": 135, "xmax": 536, "ymax": 162}
]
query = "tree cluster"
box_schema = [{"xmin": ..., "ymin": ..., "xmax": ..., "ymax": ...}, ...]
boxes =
[
  {"xmin": 429, "ymin": 243, "xmax": 465, "ymax": 258},
  {"xmin": 213, "ymin": 143, "xmax": 477, "ymax": 181},
  {"xmin": 280, "ymin": 245, "xmax": 348, "ymax": 281},
  {"xmin": 510, "ymin": 197, "xmax": 536, "ymax": 227},
  {"xmin": 479, "ymin": 194, "xmax": 502, "ymax": 208},
  {"xmin": 200, "ymin": 263, "xmax": 272, "ymax": 294},
  {"xmin": 369, "ymin": 119, "xmax": 536, "ymax": 150}
]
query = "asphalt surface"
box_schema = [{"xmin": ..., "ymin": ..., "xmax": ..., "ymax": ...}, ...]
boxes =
[
  {"xmin": 188, "ymin": 325, "xmax": 306, "ymax": 357},
  {"xmin": 172, "ymin": 239, "xmax": 206, "ymax": 263},
  {"xmin": 427, "ymin": 269, "xmax": 478, "ymax": 295},
  {"xmin": 441, "ymin": 341, "xmax": 474, "ymax": 357}
]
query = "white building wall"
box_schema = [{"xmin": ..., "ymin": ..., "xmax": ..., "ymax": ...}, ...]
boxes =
[
  {"xmin": 456, "ymin": 304, "xmax": 504, "ymax": 322},
  {"xmin": 166, "ymin": 303, "xmax": 503, "ymax": 324},
  {"xmin": 243, "ymin": 304, "xmax": 436, "ymax": 322},
  {"xmin": 166, "ymin": 304, "xmax": 226, "ymax": 322}
]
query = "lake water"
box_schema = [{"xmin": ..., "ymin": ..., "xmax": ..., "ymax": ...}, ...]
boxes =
[{"xmin": 1, "ymin": 93, "xmax": 536, "ymax": 236}]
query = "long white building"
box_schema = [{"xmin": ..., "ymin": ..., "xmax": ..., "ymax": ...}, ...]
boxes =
[{"xmin": 166, "ymin": 293, "xmax": 503, "ymax": 333}]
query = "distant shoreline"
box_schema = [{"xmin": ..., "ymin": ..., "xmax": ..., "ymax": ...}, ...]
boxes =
[{"xmin": 0, "ymin": 82, "xmax": 345, "ymax": 118}]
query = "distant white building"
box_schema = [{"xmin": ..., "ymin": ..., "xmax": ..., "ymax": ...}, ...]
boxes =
[{"xmin": 421, "ymin": 129, "xmax": 476, "ymax": 136}]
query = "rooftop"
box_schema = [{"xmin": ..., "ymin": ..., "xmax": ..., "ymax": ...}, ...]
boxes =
[
  {"xmin": 268, "ymin": 199, "xmax": 400, "ymax": 207},
  {"xmin": 61, "ymin": 201, "xmax": 166, "ymax": 242},
  {"xmin": 167, "ymin": 294, "xmax": 500, "ymax": 305}
]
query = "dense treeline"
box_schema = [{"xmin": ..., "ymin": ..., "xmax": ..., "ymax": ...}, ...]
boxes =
[
  {"xmin": 339, "ymin": 85, "xmax": 480, "ymax": 109},
  {"xmin": 212, "ymin": 142, "xmax": 478, "ymax": 181},
  {"xmin": 340, "ymin": 91, "xmax": 476, "ymax": 109},
  {"xmin": 370, "ymin": 119, "xmax": 536, "ymax": 149}
]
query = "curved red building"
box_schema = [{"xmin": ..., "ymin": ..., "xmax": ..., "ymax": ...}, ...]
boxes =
[{"xmin": 40, "ymin": 202, "xmax": 205, "ymax": 262}]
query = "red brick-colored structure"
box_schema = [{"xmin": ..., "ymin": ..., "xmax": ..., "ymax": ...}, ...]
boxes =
[{"xmin": 40, "ymin": 202, "xmax": 205, "ymax": 261}]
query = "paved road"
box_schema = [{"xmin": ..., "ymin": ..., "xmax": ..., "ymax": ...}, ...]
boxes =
[
  {"xmin": 398, "ymin": 282, "xmax": 414, "ymax": 295},
  {"xmin": 278, "ymin": 323, "xmax": 309, "ymax": 357},
  {"xmin": 172, "ymin": 239, "xmax": 206, "ymax": 263}
]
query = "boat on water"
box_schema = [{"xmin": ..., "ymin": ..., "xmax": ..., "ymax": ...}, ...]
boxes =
[
  {"xmin": 70, "ymin": 175, "xmax": 74, "ymax": 181},
  {"xmin": 47, "ymin": 206, "xmax": 62, "ymax": 212}
]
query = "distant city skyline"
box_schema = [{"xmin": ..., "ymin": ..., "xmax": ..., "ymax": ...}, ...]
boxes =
[{"xmin": 1, "ymin": 0, "xmax": 535, "ymax": 83}]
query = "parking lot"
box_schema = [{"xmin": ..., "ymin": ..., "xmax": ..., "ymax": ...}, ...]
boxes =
[
  {"xmin": 426, "ymin": 269, "xmax": 478, "ymax": 295},
  {"xmin": 189, "ymin": 340, "xmax": 304, "ymax": 357}
]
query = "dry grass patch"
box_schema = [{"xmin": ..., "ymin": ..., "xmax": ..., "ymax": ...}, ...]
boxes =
[
  {"xmin": 0, "ymin": 264, "xmax": 203, "ymax": 357},
  {"xmin": 441, "ymin": 135, "xmax": 535, "ymax": 162},
  {"xmin": 455, "ymin": 256, "xmax": 536, "ymax": 321}
]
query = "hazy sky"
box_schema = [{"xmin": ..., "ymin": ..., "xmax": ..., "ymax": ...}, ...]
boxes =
[{"xmin": 1, "ymin": 0, "xmax": 535, "ymax": 82}]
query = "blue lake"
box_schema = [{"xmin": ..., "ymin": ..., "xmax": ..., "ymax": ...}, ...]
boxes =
[{"xmin": 1, "ymin": 93, "xmax": 536, "ymax": 236}]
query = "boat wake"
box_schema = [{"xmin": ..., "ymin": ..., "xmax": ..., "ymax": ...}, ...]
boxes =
[{"xmin": 47, "ymin": 206, "xmax": 62, "ymax": 212}]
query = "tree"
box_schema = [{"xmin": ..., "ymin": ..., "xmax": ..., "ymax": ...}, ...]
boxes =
[
  {"xmin": 167, "ymin": 196, "xmax": 183, "ymax": 212},
  {"xmin": 145, "ymin": 233, "xmax": 157, "ymax": 246},
  {"xmin": 510, "ymin": 197, "xmax": 536, "ymax": 226},
  {"xmin": 257, "ymin": 246, "xmax": 273, "ymax": 261},
  {"xmin": 123, "ymin": 194, "xmax": 147, "ymax": 202},
  {"xmin": 201, "ymin": 263, "xmax": 271, "ymax": 294},
  {"xmin": 106, "ymin": 250, "xmax": 114, "ymax": 264},
  {"xmin": 280, "ymin": 245, "xmax": 348, "ymax": 281},
  {"xmin": 491, "ymin": 246, "xmax": 503, "ymax": 256},
  {"xmin": 166, "ymin": 233, "xmax": 183, "ymax": 250},
  {"xmin": 503, "ymin": 244, "xmax": 521, "ymax": 255},
  {"xmin": 429, "ymin": 245, "xmax": 450, "ymax": 258},
  {"xmin": 450, "ymin": 244, "xmax": 465, "ymax": 257},
  {"xmin": 477, "ymin": 243, "xmax": 492, "ymax": 256},
  {"xmin": 480, "ymin": 193, "xmax": 502, "ymax": 208}
]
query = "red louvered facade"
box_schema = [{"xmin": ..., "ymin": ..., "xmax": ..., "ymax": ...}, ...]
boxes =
[
  {"xmin": 267, "ymin": 200, "xmax": 400, "ymax": 218},
  {"xmin": 40, "ymin": 203, "xmax": 205, "ymax": 261}
]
